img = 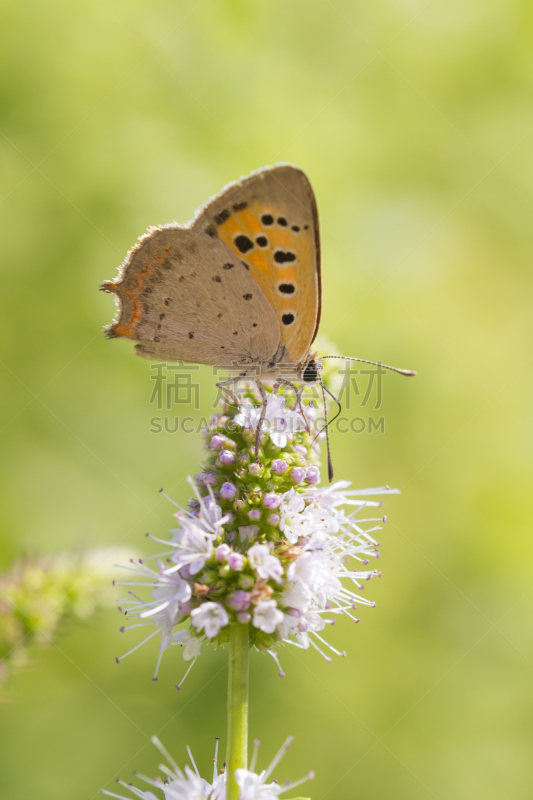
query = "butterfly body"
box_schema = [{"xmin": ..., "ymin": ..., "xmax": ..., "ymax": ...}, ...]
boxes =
[{"xmin": 103, "ymin": 165, "xmax": 321, "ymax": 383}]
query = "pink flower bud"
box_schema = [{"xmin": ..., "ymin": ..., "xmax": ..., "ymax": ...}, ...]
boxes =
[
  {"xmin": 220, "ymin": 482, "xmax": 237, "ymax": 499},
  {"xmin": 227, "ymin": 590, "xmax": 251, "ymax": 611},
  {"xmin": 219, "ymin": 449, "xmax": 236, "ymax": 466},
  {"xmin": 290, "ymin": 467, "xmax": 305, "ymax": 483},
  {"xmin": 267, "ymin": 513, "xmax": 280, "ymax": 526},
  {"xmin": 305, "ymin": 466, "xmax": 320, "ymax": 484},
  {"xmin": 237, "ymin": 611, "xmax": 251, "ymax": 624},
  {"xmin": 272, "ymin": 459, "xmax": 288, "ymax": 475},
  {"xmin": 215, "ymin": 544, "xmax": 232, "ymax": 562},
  {"xmin": 228, "ymin": 552, "xmax": 246, "ymax": 571},
  {"xmin": 263, "ymin": 492, "xmax": 281, "ymax": 509},
  {"xmin": 248, "ymin": 509, "xmax": 261, "ymax": 521}
]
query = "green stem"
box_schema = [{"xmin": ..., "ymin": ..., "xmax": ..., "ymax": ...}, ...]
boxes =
[{"xmin": 226, "ymin": 622, "xmax": 249, "ymax": 800}]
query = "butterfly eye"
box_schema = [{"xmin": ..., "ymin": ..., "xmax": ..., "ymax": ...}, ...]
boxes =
[{"xmin": 303, "ymin": 359, "xmax": 319, "ymax": 382}]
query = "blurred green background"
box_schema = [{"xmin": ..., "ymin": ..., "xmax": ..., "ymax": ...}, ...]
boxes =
[{"xmin": 1, "ymin": 0, "xmax": 532, "ymax": 798}]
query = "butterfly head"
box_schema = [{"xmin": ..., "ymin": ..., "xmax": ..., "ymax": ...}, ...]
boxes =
[{"xmin": 301, "ymin": 353, "xmax": 322, "ymax": 383}]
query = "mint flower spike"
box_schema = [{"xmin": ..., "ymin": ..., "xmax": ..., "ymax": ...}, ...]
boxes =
[
  {"xmin": 102, "ymin": 735, "xmax": 314, "ymax": 800},
  {"xmin": 113, "ymin": 382, "xmax": 400, "ymax": 683}
]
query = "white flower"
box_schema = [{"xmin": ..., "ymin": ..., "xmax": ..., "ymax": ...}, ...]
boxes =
[
  {"xmin": 192, "ymin": 483, "xmax": 230, "ymax": 536},
  {"xmin": 253, "ymin": 599, "xmax": 284, "ymax": 634},
  {"xmin": 142, "ymin": 572, "xmax": 192, "ymax": 655},
  {"xmin": 210, "ymin": 774, "xmax": 226, "ymax": 800},
  {"xmin": 236, "ymin": 769, "xmax": 282, "ymax": 799},
  {"xmin": 149, "ymin": 571, "xmax": 192, "ymax": 611},
  {"xmin": 235, "ymin": 394, "xmax": 306, "ymax": 448},
  {"xmin": 236, "ymin": 737, "xmax": 313, "ymax": 800},
  {"xmin": 247, "ymin": 544, "xmax": 283, "ymax": 583},
  {"xmin": 172, "ymin": 629, "xmax": 205, "ymax": 661},
  {"xmin": 306, "ymin": 502, "xmax": 341, "ymax": 534},
  {"xmin": 276, "ymin": 611, "xmax": 301, "ymax": 641},
  {"xmin": 102, "ymin": 736, "xmax": 312, "ymax": 800},
  {"xmin": 191, "ymin": 602, "xmax": 229, "ymax": 638},
  {"xmin": 170, "ymin": 519, "xmax": 214, "ymax": 575},
  {"xmin": 163, "ymin": 767, "xmax": 212, "ymax": 799},
  {"xmin": 279, "ymin": 489, "xmax": 314, "ymax": 544},
  {"xmin": 293, "ymin": 608, "xmax": 326, "ymax": 650},
  {"xmin": 287, "ymin": 550, "xmax": 342, "ymax": 606},
  {"xmin": 280, "ymin": 582, "xmax": 309, "ymax": 611},
  {"xmin": 308, "ymin": 481, "xmax": 399, "ymax": 510}
]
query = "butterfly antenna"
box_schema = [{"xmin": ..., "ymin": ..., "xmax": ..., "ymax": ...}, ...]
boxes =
[
  {"xmin": 322, "ymin": 356, "xmax": 416, "ymax": 377},
  {"xmin": 314, "ymin": 377, "xmax": 342, "ymax": 483}
]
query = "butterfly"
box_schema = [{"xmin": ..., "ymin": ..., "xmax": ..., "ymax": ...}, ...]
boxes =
[{"xmin": 101, "ymin": 164, "xmax": 415, "ymax": 480}]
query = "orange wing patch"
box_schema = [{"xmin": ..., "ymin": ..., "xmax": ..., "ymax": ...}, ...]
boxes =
[
  {"xmin": 103, "ymin": 244, "xmax": 172, "ymax": 339},
  {"xmin": 214, "ymin": 201, "xmax": 317, "ymax": 364}
]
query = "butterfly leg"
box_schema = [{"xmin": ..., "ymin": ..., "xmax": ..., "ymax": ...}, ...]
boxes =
[
  {"xmin": 215, "ymin": 378, "xmax": 242, "ymax": 411},
  {"xmin": 278, "ymin": 379, "xmax": 312, "ymax": 434},
  {"xmin": 254, "ymin": 380, "xmax": 268, "ymax": 463}
]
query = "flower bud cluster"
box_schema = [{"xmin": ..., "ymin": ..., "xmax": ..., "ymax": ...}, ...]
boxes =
[
  {"xmin": 115, "ymin": 386, "xmax": 398, "ymax": 680},
  {"xmin": 0, "ymin": 549, "xmax": 125, "ymax": 687}
]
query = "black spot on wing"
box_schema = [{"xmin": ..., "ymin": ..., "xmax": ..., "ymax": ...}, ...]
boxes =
[
  {"xmin": 278, "ymin": 283, "xmax": 295, "ymax": 294},
  {"xmin": 292, "ymin": 225, "xmax": 300, "ymax": 232},
  {"xmin": 235, "ymin": 235, "xmax": 254, "ymax": 254},
  {"xmin": 256, "ymin": 235, "xmax": 268, "ymax": 247},
  {"xmin": 223, "ymin": 262, "xmax": 234, "ymax": 270},
  {"xmin": 214, "ymin": 209, "xmax": 231, "ymax": 225},
  {"xmin": 188, "ymin": 332, "xmax": 194, "ymax": 339},
  {"xmin": 213, "ymin": 275, "xmax": 222, "ymax": 283},
  {"xmin": 206, "ymin": 225, "xmax": 216, "ymax": 238},
  {"xmin": 233, "ymin": 201, "xmax": 248, "ymax": 211},
  {"xmin": 274, "ymin": 250, "xmax": 296, "ymax": 264},
  {"xmin": 243, "ymin": 293, "xmax": 253, "ymax": 300},
  {"xmin": 261, "ymin": 214, "xmax": 274, "ymax": 226},
  {"xmin": 278, "ymin": 217, "xmax": 287, "ymax": 226},
  {"xmin": 282, "ymin": 313, "xmax": 295, "ymax": 326}
]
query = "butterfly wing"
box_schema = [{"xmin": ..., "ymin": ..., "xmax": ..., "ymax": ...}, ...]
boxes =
[
  {"xmin": 103, "ymin": 225, "xmax": 281, "ymax": 367},
  {"xmin": 196, "ymin": 164, "xmax": 321, "ymax": 367}
]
